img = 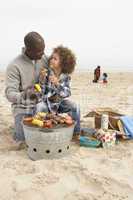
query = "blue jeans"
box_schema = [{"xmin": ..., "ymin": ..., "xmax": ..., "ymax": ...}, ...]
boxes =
[
  {"xmin": 36, "ymin": 99, "xmax": 80, "ymax": 135},
  {"xmin": 14, "ymin": 113, "xmax": 32, "ymax": 141}
]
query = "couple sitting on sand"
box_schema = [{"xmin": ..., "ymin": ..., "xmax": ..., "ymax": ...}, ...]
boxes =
[{"xmin": 5, "ymin": 32, "xmax": 80, "ymax": 148}]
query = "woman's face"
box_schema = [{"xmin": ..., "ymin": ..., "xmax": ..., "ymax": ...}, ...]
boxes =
[{"xmin": 49, "ymin": 53, "xmax": 61, "ymax": 70}]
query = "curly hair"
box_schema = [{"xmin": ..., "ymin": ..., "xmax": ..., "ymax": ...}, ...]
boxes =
[{"xmin": 52, "ymin": 45, "xmax": 76, "ymax": 74}]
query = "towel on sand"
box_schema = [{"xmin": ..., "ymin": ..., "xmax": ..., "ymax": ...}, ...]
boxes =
[{"xmin": 120, "ymin": 116, "xmax": 133, "ymax": 138}]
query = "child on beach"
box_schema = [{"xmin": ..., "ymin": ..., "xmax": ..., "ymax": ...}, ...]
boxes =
[
  {"xmin": 102, "ymin": 73, "xmax": 108, "ymax": 83},
  {"xmin": 36, "ymin": 45, "xmax": 80, "ymax": 136}
]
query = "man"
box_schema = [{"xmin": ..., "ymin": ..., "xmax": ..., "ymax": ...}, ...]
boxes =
[
  {"xmin": 93, "ymin": 66, "xmax": 101, "ymax": 83},
  {"xmin": 5, "ymin": 32, "xmax": 48, "ymax": 147}
]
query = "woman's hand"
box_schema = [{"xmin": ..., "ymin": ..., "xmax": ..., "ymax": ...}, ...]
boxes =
[{"xmin": 49, "ymin": 75, "xmax": 59, "ymax": 86}]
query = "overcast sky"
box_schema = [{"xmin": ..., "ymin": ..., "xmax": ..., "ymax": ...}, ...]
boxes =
[{"xmin": 0, "ymin": 0, "xmax": 133, "ymax": 71}]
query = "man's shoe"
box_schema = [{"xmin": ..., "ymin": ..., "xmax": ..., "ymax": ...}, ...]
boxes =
[{"xmin": 9, "ymin": 140, "xmax": 27, "ymax": 151}]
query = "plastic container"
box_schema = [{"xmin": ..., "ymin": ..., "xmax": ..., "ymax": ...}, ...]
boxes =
[{"xmin": 101, "ymin": 114, "xmax": 109, "ymax": 130}]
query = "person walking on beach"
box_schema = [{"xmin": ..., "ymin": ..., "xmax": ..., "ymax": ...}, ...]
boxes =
[
  {"xmin": 93, "ymin": 66, "xmax": 101, "ymax": 83},
  {"xmin": 5, "ymin": 32, "xmax": 48, "ymax": 148}
]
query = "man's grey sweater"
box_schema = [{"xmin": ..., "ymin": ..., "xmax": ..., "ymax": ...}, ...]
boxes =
[{"xmin": 5, "ymin": 52, "xmax": 48, "ymax": 116}]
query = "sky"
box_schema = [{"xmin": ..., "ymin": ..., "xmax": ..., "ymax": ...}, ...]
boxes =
[{"xmin": 0, "ymin": 0, "xmax": 133, "ymax": 71}]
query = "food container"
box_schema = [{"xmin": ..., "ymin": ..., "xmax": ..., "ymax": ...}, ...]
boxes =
[{"xmin": 23, "ymin": 122, "xmax": 75, "ymax": 160}]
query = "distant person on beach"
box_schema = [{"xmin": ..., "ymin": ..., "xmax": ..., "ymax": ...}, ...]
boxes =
[
  {"xmin": 93, "ymin": 66, "xmax": 101, "ymax": 83},
  {"xmin": 5, "ymin": 32, "xmax": 48, "ymax": 148},
  {"xmin": 102, "ymin": 72, "xmax": 108, "ymax": 83}
]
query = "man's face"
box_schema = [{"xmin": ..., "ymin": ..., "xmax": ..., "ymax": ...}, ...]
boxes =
[{"xmin": 26, "ymin": 44, "xmax": 45, "ymax": 60}]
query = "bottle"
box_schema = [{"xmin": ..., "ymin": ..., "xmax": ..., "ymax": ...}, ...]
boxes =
[{"xmin": 101, "ymin": 114, "xmax": 109, "ymax": 130}]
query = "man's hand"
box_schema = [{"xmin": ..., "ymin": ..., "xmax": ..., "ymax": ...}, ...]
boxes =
[
  {"xmin": 49, "ymin": 75, "xmax": 59, "ymax": 86},
  {"xmin": 22, "ymin": 86, "xmax": 38, "ymax": 103}
]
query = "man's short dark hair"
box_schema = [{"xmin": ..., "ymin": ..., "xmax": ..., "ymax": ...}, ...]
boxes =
[{"xmin": 24, "ymin": 32, "xmax": 45, "ymax": 49}]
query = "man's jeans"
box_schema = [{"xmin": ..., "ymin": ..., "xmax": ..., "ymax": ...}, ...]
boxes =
[{"xmin": 14, "ymin": 113, "xmax": 32, "ymax": 141}]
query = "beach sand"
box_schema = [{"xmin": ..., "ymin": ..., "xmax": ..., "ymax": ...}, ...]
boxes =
[{"xmin": 0, "ymin": 71, "xmax": 133, "ymax": 200}]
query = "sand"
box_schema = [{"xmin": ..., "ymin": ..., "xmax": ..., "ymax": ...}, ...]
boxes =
[{"xmin": 0, "ymin": 71, "xmax": 133, "ymax": 200}]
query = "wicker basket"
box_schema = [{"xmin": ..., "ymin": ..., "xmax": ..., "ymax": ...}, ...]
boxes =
[{"xmin": 23, "ymin": 123, "xmax": 75, "ymax": 160}]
